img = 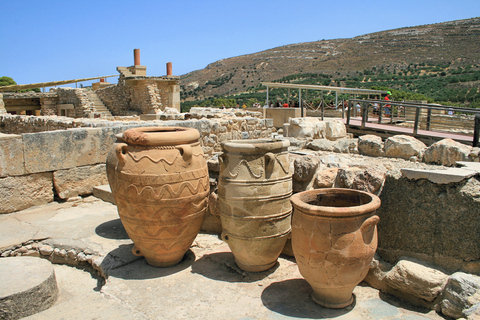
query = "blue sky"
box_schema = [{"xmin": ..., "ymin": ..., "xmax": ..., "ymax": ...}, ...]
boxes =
[{"xmin": 1, "ymin": 0, "xmax": 479, "ymax": 88}]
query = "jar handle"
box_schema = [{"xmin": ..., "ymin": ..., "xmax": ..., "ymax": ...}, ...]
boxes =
[
  {"xmin": 360, "ymin": 215, "xmax": 380, "ymax": 244},
  {"xmin": 177, "ymin": 145, "xmax": 192, "ymax": 161},
  {"xmin": 265, "ymin": 152, "xmax": 276, "ymax": 172},
  {"xmin": 116, "ymin": 143, "xmax": 128, "ymax": 165}
]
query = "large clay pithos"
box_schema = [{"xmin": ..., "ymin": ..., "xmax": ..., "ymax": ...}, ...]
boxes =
[
  {"xmin": 218, "ymin": 139, "xmax": 292, "ymax": 272},
  {"xmin": 290, "ymin": 188, "xmax": 381, "ymax": 308},
  {"xmin": 107, "ymin": 127, "xmax": 209, "ymax": 267}
]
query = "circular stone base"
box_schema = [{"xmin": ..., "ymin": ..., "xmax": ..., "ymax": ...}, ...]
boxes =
[{"xmin": 0, "ymin": 256, "xmax": 58, "ymax": 319}]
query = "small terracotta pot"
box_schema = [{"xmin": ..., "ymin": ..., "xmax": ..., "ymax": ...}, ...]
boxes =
[
  {"xmin": 218, "ymin": 139, "xmax": 292, "ymax": 272},
  {"xmin": 107, "ymin": 127, "xmax": 209, "ymax": 267},
  {"xmin": 290, "ymin": 188, "xmax": 381, "ymax": 308}
]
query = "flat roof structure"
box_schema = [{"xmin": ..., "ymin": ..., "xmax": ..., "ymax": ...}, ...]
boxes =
[
  {"xmin": 261, "ymin": 82, "xmax": 389, "ymax": 116},
  {"xmin": 0, "ymin": 75, "xmax": 117, "ymax": 92},
  {"xmin": 261, "ymin": 82, "xmax": 388, "ymax": 96}
]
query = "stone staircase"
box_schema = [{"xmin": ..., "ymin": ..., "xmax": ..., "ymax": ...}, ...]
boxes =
[{"xmin": 88, "ymin": 91, "xmax": 112, "ymax": 117}]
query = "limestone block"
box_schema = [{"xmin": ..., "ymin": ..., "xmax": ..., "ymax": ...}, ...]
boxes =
[
  {"xmin": 358, "ymin": 135, "xmax": 385, "ymax": 157},
  {"xmin": 293, "ymin": 155, "xmax": 320, "ymax": 192},
  {"xmin": 293, "ymin": 155, "xmax": 320, "ymax": 182},
  {"xmin": 0, "ymin": 173, "xmax": 54, "ymax": 214},
  {"xmin": 335, "ymin": 165, "xmax": 386, "ymax": 195},
  {"xmin": 424, "ymin": 138, "xmax": 472, "ymax": 166},
  {"xmin": 333, "ymin": 138, "xmax": 359, "ymax": 154},
  {"xmin": 315, "ymin": 167, "xmax": 338, "ymax": 188},
  {"xmin": 439, "ymin": 272, "xmax": 480, "ymax": 319},
  {"xmin": 324, "ymin": 120, "xmax": 347, "ymax": 140},
  {"xmin": 53, "ymin": 164, "xmax": 108, "ymax": 199},
  {"xmin": 364, "ymin": 254, "xmax": 394, "ymax": 292},
  {"xmin": 0, "ymin": 133, "xmax": 25, "ymax": 177},
  {"xmin": 385, "ymin": 259, "xmax": 448, "ymax": 302},
  {"xmin": 23, "ymin": 127, "xmax": 124, "ymax": 174},
  {"xmin": 385, "ymin": 135, "xmax": 427, "ymax": 160},
  {"xmin": 288, "ymin": 117, "xmax": 324, "ymax": 139},
  {"xmin": 306, "ymin": 139, "xmax": 335, "ymax": 152}
]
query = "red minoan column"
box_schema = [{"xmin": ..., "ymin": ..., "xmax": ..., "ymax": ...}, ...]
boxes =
[
  {"xmin": 134, "ymin": 49, "xmax": 140, "ymax": 66},
  {"xmin": 166, "ymin": 62, "xmax": 172, "ymax": 76}
]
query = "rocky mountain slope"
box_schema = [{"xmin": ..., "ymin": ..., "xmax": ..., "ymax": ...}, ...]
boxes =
[{"xmin": 180, "ymin": 17, "xmax": 480, "ymax": 101}]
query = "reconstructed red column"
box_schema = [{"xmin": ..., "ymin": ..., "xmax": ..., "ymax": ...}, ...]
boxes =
[
  {"xmin": 166, "ymin": 62, "xmax": 172, "ymax": 76},
  {"xmin": 134, "ymin": 49, "xmax": 141, "ymax": 66},
  {"xmin": 100, "ymin": 78, "xmax": 105, "ymax": 83}
]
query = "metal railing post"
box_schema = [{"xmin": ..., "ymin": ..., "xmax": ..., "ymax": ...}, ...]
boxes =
[
  {"xmin": 414, "ymin": 107, "xmax": 421, "ymax": 136},
  {"xmin": 361, "ymin": 101, "xmax": 367, "ymax": 128},
  {"xmin": 474, "ymin": 114, "xmax": 480, "ymax": 147},
  {"xmin": 346, "ymin": 100, "xmax": 351, "ymax": 126},
  {"xmin": 426, "ymin": 108, "xmax": 432, "ymax": 131}
]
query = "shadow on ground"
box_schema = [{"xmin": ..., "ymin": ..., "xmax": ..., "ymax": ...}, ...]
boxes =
[
  {"xmin": 191, "ymin": 251, "xmax": 278, "ymax": 283},
  {"xmin": 95, "ymin": 218, "xmax": 129, "ymax": 240},
  {"xmin": 261, "ymin": 278, "xmax": 355, "ymax": 319},
  {"xmin": 103, "ymin": 244, "xmax": 195, "ymax": 280}
]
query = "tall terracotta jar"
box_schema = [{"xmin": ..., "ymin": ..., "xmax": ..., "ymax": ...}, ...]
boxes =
[
  {"xmin": 218, "ymin": 139, "xmax": 292, "ymax": 272},
  {"xmin": 108, "ymin": 127, "xmax": 209, "ymax": 267},
  {"xmin": 290, "ymin": 188, "xmax": 381, "ymax": 308}
]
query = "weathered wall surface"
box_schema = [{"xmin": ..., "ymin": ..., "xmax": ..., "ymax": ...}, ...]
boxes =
[{"xmin": 377, "ymin": 174, "xmax": 480, "ymax": 269}]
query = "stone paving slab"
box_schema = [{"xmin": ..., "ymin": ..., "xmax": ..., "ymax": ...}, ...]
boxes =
[{"xmin": 0, "ymin": 198, "xmax": 445, "ymax": 319}]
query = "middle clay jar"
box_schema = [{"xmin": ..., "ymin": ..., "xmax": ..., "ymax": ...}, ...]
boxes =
[{"xmin": 218, "ymin": 139, "xmax": 292, "ymax": 272}]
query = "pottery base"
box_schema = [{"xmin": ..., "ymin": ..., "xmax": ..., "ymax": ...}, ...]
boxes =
[
  {"xmin": 311, "ymin": 288, "xmax": 355, "ymax": 309},
  {"xmin": 235, "ymin": 259, "xmax": 277, "ymax": 272},
  {"xmin": 145, "ymin": 256, "xmax": 184, "ymax": 268}
]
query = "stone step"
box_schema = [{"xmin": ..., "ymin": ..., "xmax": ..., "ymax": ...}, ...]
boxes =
[
  {"xmin": 0, "ymin": 257, "xmax": 58, "ymax": 319},
  {"xmin": 93, "ymin": 185, "xmax": 115, "ymax": 204}
]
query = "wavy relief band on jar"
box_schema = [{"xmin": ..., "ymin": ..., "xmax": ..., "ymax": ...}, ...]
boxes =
[{"xmin": 290, "ymin": 188, "xmax": 380, "ymax": 308}]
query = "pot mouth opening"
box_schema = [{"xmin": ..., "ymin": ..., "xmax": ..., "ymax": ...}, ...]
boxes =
[
  {"xmin": 221, "ymin": 139, "xmax": 290, "ymax": 153},
  {"xmin": 291, "ymin": 188, "xmax": 381, "ymax": 215},
  {"xmin": 122, "ymin": 126, "xmax": 200, "ymax": 146},
  {"xmin": 306, "ymin": 192, "xmax": 372, "ymax": 208}
]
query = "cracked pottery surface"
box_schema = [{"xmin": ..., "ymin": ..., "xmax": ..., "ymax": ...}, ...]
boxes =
[
  {"xmin": 218, "ymin": 139, "xmax": 293, "ymax": 272},
  {"xmin": 107, "ymin": 127, "xmax": 209, "ymax": 267}
]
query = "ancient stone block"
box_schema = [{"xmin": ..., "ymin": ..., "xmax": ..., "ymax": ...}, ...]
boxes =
[
  {"xmin": 333, "ymin": 138, "xmax": 359, "ymax": 154},
  {"xmin": 0, "ymin": 133, "xmax": 25, "ymax": 177},
  {"xmin": 0, "ymin": 173, "xmax": 53, "ymax": 214},
  {"xmin": 315, "ymin": 167, "xmax": 338, "ymax": 188},
  {"xmin": 358, "ymin": 134, "xmax": 385, "ymax": 157},
  {"xmin": 23, "ymin": 127, "xmax": 124, "ymax": 174},
  {"xmin": 385, "ymin": 135, "xmax": 426, "ymax": 160},
  {"xmin": 335, "ymin": 165, "xmax": 386, "ymax": 195},
  {"xmin": 377, "ymin": 175, "xmax": 480, "ymax": 262},
  {"xmin": 53, "ymin": 164, "xmax": 108, "ymax": 199},
  {"xmin": 385, "ymin": 258, "xmax": 448, "ymax": 302},
  {"xmin": 306, "ymin": 139, "xmax": 335, "ymax": 152},
  {"xmin": 424, "ymin": 138, "xmax": 471, "ymax": 166},
  {"xmin": 324, "ymin": 120, "xmax": 347, "ymax": 140},
  {"xmin": 288, "ymin": 117, "xmax": 324, "ymax": 139},
  {"xmin": 440, "ymin": 272, "xmax": 480, "ymax": 319}
]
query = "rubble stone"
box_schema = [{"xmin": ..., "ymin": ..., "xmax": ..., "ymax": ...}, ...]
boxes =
[
  {"xmin": 385, "ymin": 259, "xmax": 448, "ymax": 302},
  {"xmin": 424, "ymin": 138, "xmax": 472, "ymax": 166},
  {"xmin": 385, "ymin": 135, "xmax": 427, "ymax": 160},
  {"xmin": 358, "ymin": 134, "xmax": 385, "ymax": 157}
]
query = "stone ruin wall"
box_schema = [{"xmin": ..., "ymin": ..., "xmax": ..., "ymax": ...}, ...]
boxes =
[{"xmin": 96, "ymin": 78, "xmax": 179, "ymax": 116}]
